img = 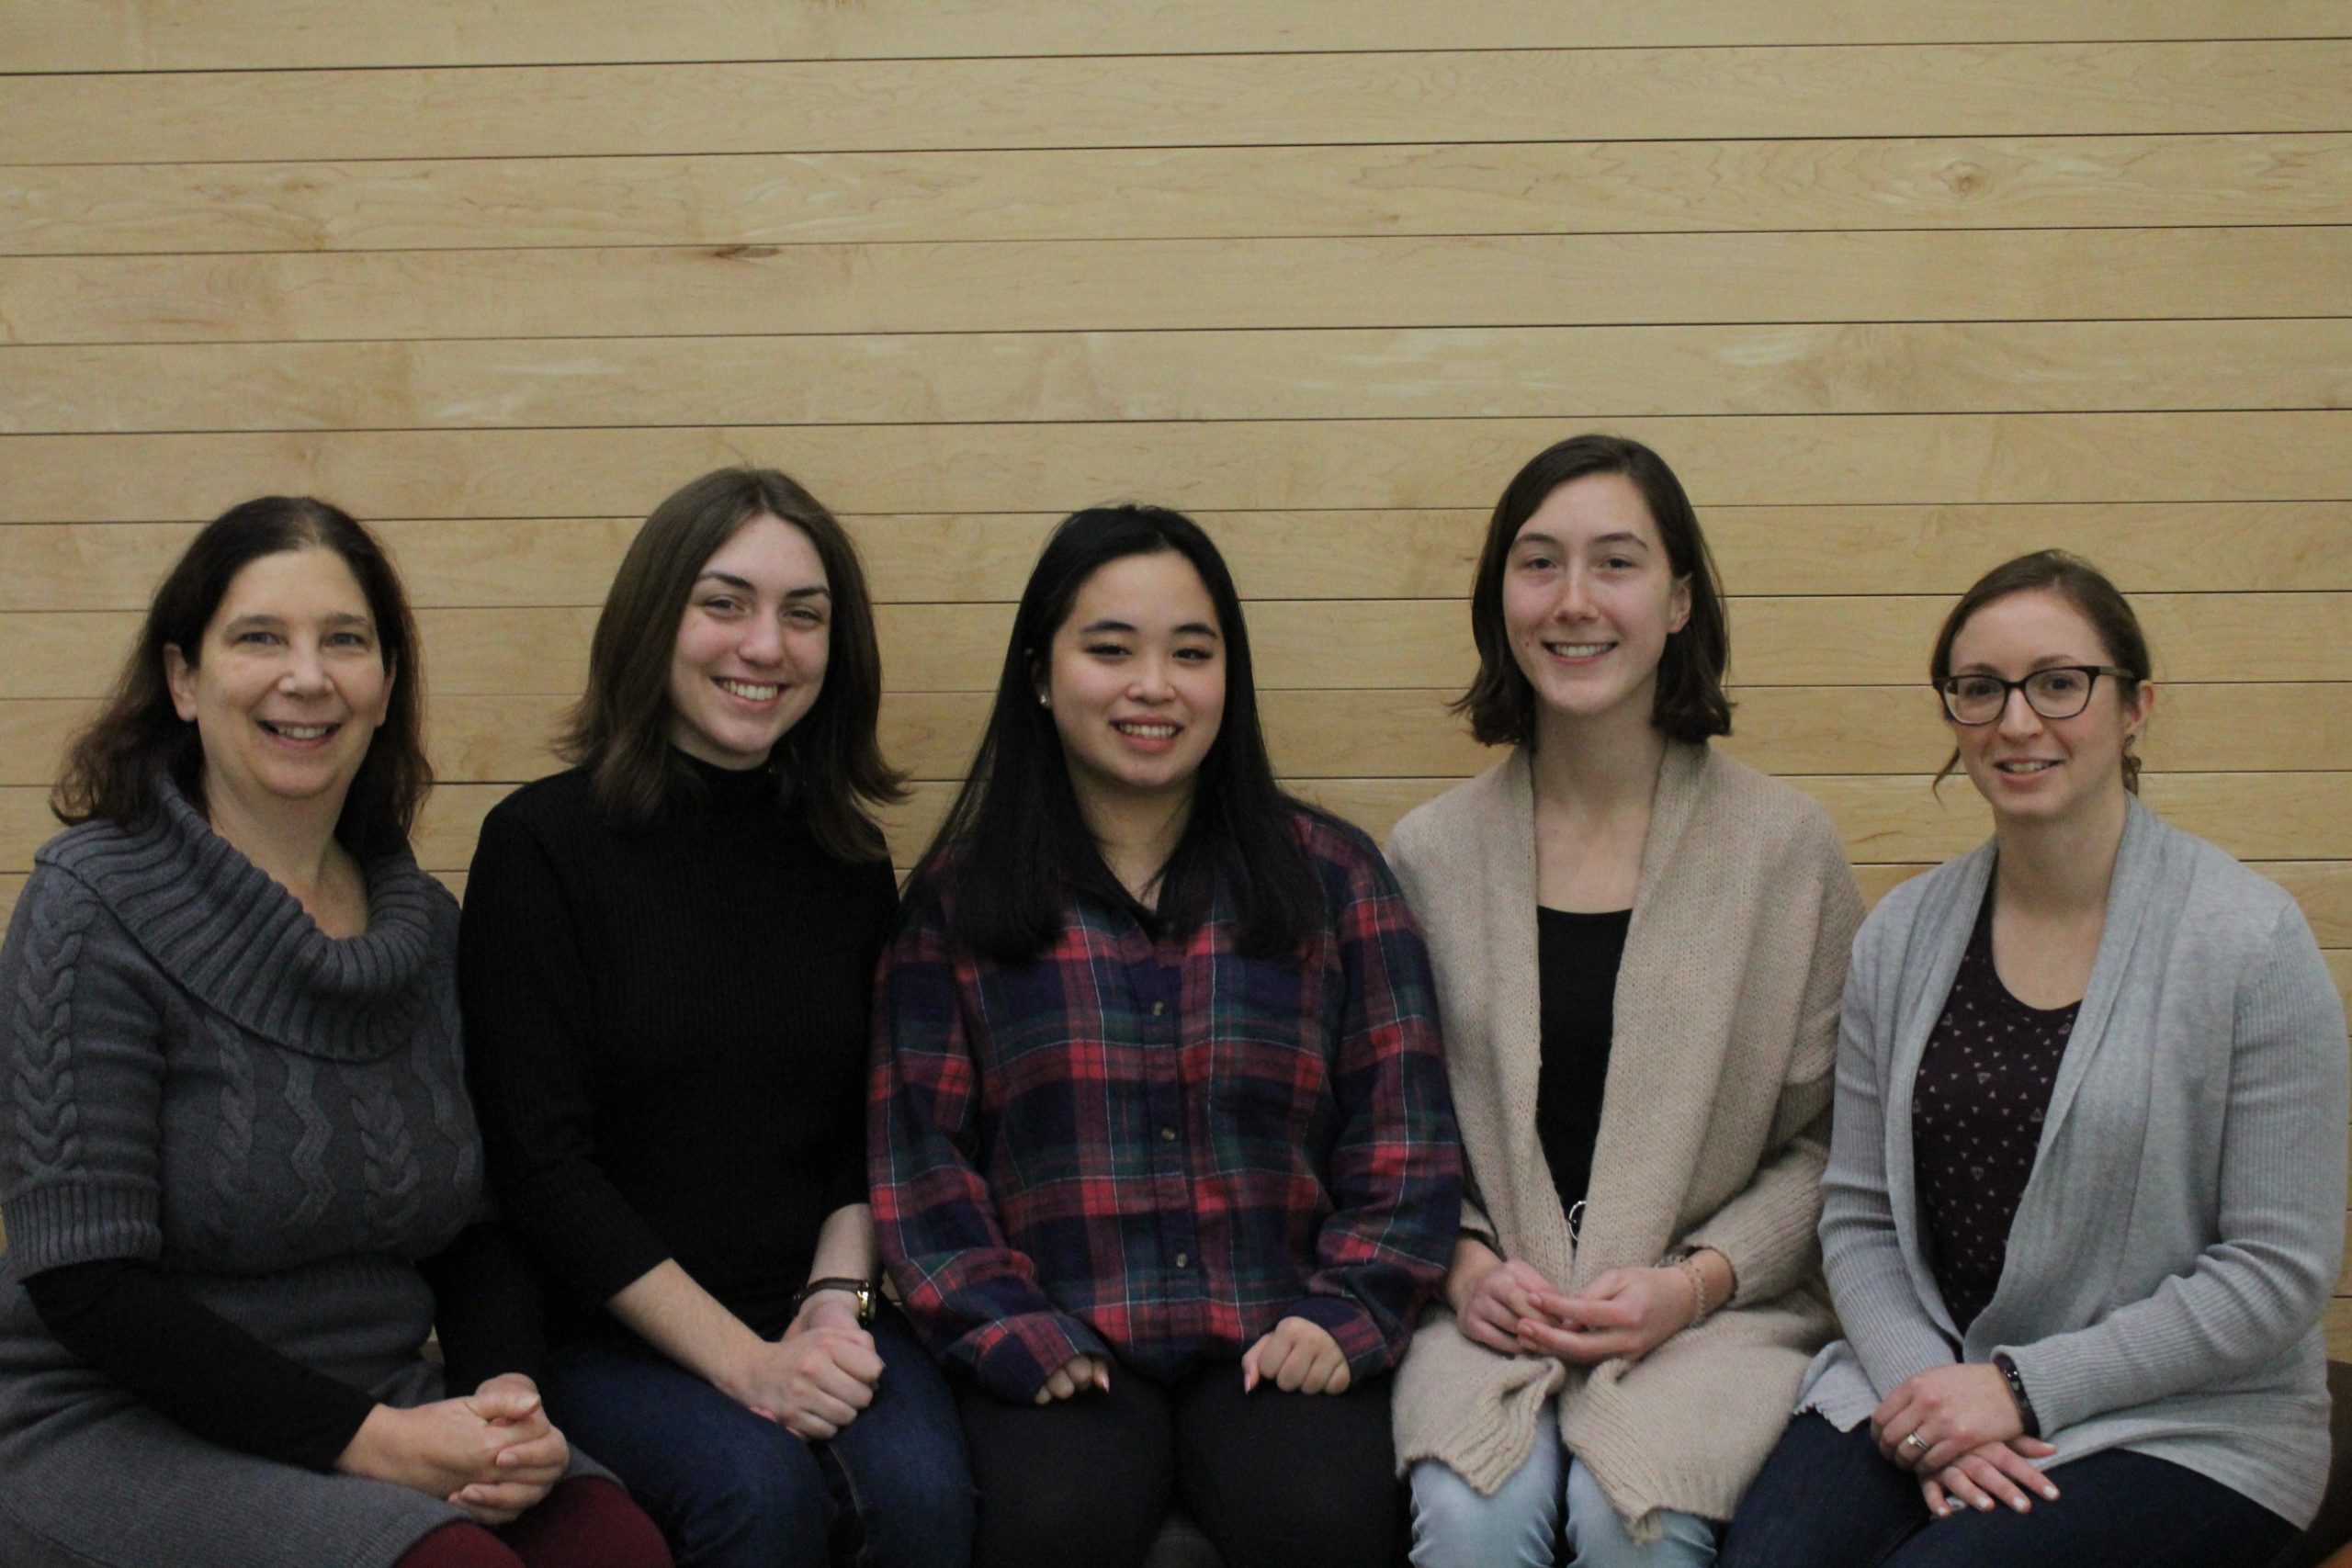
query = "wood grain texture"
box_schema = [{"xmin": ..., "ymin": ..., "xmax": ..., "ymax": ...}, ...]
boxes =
[
  {"xmin": 6, "ymin": 503, "xmax": 2350, "ymax": 613},
  {"xmin": 14, "ymin": 134, "xmax": 2347, "ymax": 255},
  {"xmin": 10, "ymin": 1, "xmax": 2343, "ymax": 72},
  {"xmin": 9, "ymin": 228, "xmax": 2347, "ymax": 345},
  {"xmin": 11, "ymin": 43, "xmax": 2349, "ymax": 165},
  {"xmin": 13, "ymin": 319, "xmax": 2350, "ymax": 434},
  {"xmin": 5, "ymin": 593, "xmax": 2345, "ymax": 701},
  {"xmin": 4, "ymin": 413, "xmax": 2346, "ymax": 524}
]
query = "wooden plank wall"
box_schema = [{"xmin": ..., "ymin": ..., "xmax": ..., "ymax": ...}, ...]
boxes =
[{"xmin": 1, "ymin": 3, "xmax": 2346, "ymax": 1324}]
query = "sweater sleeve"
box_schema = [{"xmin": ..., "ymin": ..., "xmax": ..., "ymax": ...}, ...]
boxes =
[
  {"xmin": 1816, "ymin": 898, "xmax": 1966, "ymax": 1394},
  {"xmin": 1278, "ymin": 839, "xmax": 1463, "ymax": 1380},
  {"xmin": 458, "ymin": 805, "xmax": 673, "ymax": 1310},
  {"xmin": 24, "ymin": 1258, "xmax": 377, "ymax": 1472},
  {"xmin": 868, "ymin": 884, "xmax": 1108, "ymax": 1402},
  {"xmin": 2001, "ymin": 897, "xmax": 2351, "ymax": 1434},
  {"xmin": 418, "ymin": 1220, "xmax": 548, "ymax": 1394},
  {"xmin": 1683, "ymin": 817, "xmax": 1865, "ymax": 1305},
  {"xmin": 822, "ymin": 863, "xmax": 899, "ymax": 1217}
]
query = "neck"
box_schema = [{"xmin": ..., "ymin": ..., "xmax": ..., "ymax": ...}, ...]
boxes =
[
  {"xmin": 1069, "ymin": 773, "xmax": 1194, "ymax": 904},
  {"xmin": 1527, "ymin": 699, "xmax": 1670, "ymax": 814},
  {"xmin": 202, "ymin": 780, "xmax": 349, "ymax": 905},
  {"xmin": 1992, "ymin": 787, "xmax": 2131, "ymax": 917}
]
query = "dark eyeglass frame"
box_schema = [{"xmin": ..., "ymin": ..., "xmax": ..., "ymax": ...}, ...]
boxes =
[{"xmin": 1935, "ymin": 665, "xmax": 2133, "ymax": 725}]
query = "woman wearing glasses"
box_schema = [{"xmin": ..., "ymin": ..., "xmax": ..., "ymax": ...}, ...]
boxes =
[{"xmin": 1721, "ymin": 551, "xmax": 2346, "ymax": 1568}]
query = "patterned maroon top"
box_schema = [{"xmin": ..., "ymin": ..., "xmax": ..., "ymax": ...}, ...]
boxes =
[{"xmin": 1911, "ymin": 893, "xmax": 2080, "ymax": 1331}]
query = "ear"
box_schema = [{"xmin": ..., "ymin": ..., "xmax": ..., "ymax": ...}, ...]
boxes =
[
  {"xmin": 2123, "ymin": 676, "xmax": 2155, "ymax": 738},
  {"xmin": 164, "ymin": 644, "xmax": 199, "ymax": 721},
  {"xmin": 1667, "ymin": 574, "xmax": 1693, "ymax": 635}
]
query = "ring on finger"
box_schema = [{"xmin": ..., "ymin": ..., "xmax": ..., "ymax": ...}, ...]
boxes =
[{"xmin": 1904, "ymin": 1431, "xmax": 1931, "ymax": 1456}]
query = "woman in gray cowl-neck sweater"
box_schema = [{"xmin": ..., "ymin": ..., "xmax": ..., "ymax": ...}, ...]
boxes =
[{"xmin": 0, "ymin": 498, "xmax": 669, "ymax": 1568}]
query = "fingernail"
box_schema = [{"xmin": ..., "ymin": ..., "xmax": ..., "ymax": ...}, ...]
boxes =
[{"xmin": 2042, "ymin": 1485, "xmax": 2059, "ymax": 1500}]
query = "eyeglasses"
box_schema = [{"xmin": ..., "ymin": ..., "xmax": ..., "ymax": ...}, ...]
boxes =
[{"xmin": 1935, "ymin": 666, "xmax": 2132, "ymax": 725}]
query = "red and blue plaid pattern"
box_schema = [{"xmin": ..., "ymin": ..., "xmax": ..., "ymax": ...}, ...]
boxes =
[{"xmin": 871, "ymin": 811, "xmax": 1462, "ymax": 1402}]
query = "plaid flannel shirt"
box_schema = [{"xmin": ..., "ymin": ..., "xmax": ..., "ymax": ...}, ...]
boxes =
[{"xmin": 870, "ymin": 810, "xmax": 1461, "ymax": 1402}]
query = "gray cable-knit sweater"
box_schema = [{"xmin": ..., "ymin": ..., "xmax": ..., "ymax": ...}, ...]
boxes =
[{"xmin": 0, "ymin": 784, "xmax": 500, "ymax": 1568}]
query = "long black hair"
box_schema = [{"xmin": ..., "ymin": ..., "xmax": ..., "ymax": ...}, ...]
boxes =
[{"xmin": 916, "ymin": 504, "xmax": 1322, "ymax": 964}]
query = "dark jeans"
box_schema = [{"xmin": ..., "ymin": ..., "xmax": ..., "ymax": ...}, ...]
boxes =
[
  {"xmin": 545, "ymin": 1309, "xmax": 974, "ymax": 1568},
  {"xmin": 1720, "ymin": 1411, "xmax": 2297, "ymax": 1568},
  {"xmin": 955, "ymin": 1358, "xmax": 1405, "ymax": 1568}
]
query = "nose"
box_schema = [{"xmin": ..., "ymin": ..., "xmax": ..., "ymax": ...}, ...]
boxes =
[
  {"xmin": 737, "ymin": 612, "xmax": 787, "ymax": 665},
  {"xmin": 1554, "ymin": 565, "xmax": 1596, "ymax": 619},
  {"xmin": 1128, "ymin": 654, "xmax": 1176, "ymax": 701},
  {"xmin": 1994, "ymin": 683, "xmax": 2045, "ymax": 738},
  {"xmin": 278, "ymin": 641, "xmax": 332, "ymax": 694}
]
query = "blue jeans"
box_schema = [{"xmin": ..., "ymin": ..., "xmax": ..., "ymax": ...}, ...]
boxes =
[
  {"xmin": 1720, "ymin": 1412, "xmax": 2296, "ymax": 1568},
  {"xmin": 1410, "ymin": 1404, "xmax": 1720, "ymax": 1568},
  {"xmin": 546, "ymin": 1309, "xmax": 975, "ymax": 1568}
]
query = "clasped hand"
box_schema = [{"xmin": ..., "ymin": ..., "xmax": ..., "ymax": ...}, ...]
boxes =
[
  {"xmin": 1870, "ymin": 1363, "xmax": 2060, "ymax": 1517},
  {"xmin": 1456, "ymin": 1255, "xmax": 1694, "ymax": 1365},
  {"xmin": 337, "ymin": 1372, "xmax": 569, "ymax": 1526},
  {"xmin": 738, "ymin": 1294, "xmax": 884, "ymax": 1440}
]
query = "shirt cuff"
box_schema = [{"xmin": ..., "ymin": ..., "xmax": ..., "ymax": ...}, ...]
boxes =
[
  {"xmin": 1281, "ymin": 1294, "xmax": 1390, "ymax": 1380},
  {"xmin": 969, "ymin": 1311, "xmax": 1111, "ymax": 1403}
]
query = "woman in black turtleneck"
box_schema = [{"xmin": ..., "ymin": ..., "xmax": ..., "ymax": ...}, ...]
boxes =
[{"xmin": 458, "ymin": 468, "xmax": 974, "ymax": 1568}]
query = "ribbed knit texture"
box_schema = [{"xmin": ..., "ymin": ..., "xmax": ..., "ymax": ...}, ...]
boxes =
[
  {"xmin": 458, "ymin": 755, "xmax": 898, "ymax": 1344},
  {"xmin": 0, "ymin": 784, "xmax": 509, "ymax": 1568},
  {"xmin": 1798, "ymin": 798, "xmax": 2349, "ymax": 1529},
  {"xmin": 1386, "ymin": 744, "xmax": 1862, "ymax": 1536}
]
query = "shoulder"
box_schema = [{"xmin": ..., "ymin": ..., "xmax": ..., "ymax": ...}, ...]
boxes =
[
  {"xmin": 32, "ymin": 813, "xmax": 158, "ymax": 886},
  {"xmin": 1284, "ymin": 799, "xmax": 1398, "ymax": 891},
  {"xmin": 1689, "ymin": 747, "xmax": 1844, "ymax": 863},
  {"xmin": 2141, "ymin": 811, "xmax": 2310, "ymax": 959},
  {"xmin": 1385, "ymin": 753, "xmax": 1518, "ymax": 874},
  {"xmin": 478, "ymin": 767, "xmax": 597, "ymax": 842}
]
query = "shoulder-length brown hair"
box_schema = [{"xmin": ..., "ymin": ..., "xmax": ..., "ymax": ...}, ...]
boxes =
[
  {"xmin": 560, "ymin": 467, "xmax": 905, "ymax": 860},
  {"xmin": 53, "ymin": 495, "xmax": 431, "ymax": 860},
  {"xmin": 1454, "ymin": 433, "xmax": 1732, "ymax": 748},
  {"xmin": 1929, "ymin": 548, "xmax": 2153, "ymax": 794}
]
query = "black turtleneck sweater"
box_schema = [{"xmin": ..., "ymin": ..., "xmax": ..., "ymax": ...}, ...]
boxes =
[{"xmin": 457, "ymin": 752, "xmax": 899, "ymax": 1344}]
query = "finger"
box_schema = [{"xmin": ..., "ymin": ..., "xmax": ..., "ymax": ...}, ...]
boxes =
[
  {"xmin": 492, "ymin": 1430, "xmax": 569, "ymax": 1474},
  {"xmin": 1090, "ymin": 1359, "xmax": 1111, "ymax": 1394},
  {"xmin": 1984, "ymin": 1445, "xmax": 2062, "ymax": 1503},
  {"xmin": 2006, "ymin": 1436, "xmax": 2061, "ymax": 1462},
  {"xmin": 1240, "ymin": 1339, "xmax": 1265, "ymax": 1393},
  {"xmin": 466, "ymin": 1386, "xmax": 544, "ymax": 1423},
  {"xmin": 785, "ymin": 1409, "xmax": 841, "ymax": 1440},
  {"xmin": 1939, "ymin": 1464, "xmax": 1996, "ymax": 1514},
  {"xmin": 797, "ymin": 1391, "xmax": 860, "ymax": 1431},
  {"xmin": 1311, "ymin": 1340, "xmax": 1351, "ymax": 1395},
  {"xmin": 1919, "ymin": 1477, "xmax": 1951, "ymax": 1520},
  {"xmin": 458, "ymin": 1482, "xmax": 548, "ymax": 1516},
  {"xmin": 1957, "ymin": 1453, "xmax": 2032, "ymax": 1514}
]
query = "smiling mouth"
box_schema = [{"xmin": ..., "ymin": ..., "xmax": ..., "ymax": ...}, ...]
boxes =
[
  {"xmin": 1114, "ymin": 720, "xmax": 1180, "ymax": 739},
  {"xmin": 716, "ymin": 679, "xmax": 781, "ymax": 702},
  {"xmin": 1995, "ymin": 760, "xmax": 2060, "ymax": 774},
  {"xmin": 259, "ymin": 720, "xmax": 336, "ymax": 741},
  {"xmin": 1543, "ymin": 640, "xmax": 1614, "ymax": 659}
]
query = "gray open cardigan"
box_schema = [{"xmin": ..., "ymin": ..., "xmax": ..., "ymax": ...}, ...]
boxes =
[
  {"xmin": 1795, "ymin": 797, "xmax": 2348, "ymax": 1528},
  {"xmin": 1388, "ymin": 744, "xmax": 1862, "ymax": 1535}
]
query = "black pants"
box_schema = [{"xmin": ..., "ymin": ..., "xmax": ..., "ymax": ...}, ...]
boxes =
[
  {"xmin": 956, "ymin": 1359, "xmax": 1404, "ymax": 1568},
  {"xmin": 1720, "ymin": 1411, "xmax": 2298, "ymax": 1568}
]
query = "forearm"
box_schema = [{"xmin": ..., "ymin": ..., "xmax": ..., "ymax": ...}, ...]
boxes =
[
  {"xmin": 1682, "ymin": 1118, "xmax": 1827, "ymax": 1307},
  {"xmin": 605, "ymin": 1258, "xmax": 768, "ymax": 1404},
  {"xmin": 805, "ymin": 1203, "xmax": 878, "ymax": 1289}
]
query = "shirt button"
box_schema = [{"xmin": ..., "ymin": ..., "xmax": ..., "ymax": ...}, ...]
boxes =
[
  {"xmin": 1175, "ymin": 1253, "xmax": 1189, "ymax": 1268},
  {"xmin": 1151, "ymin": 1001, "xmax": 1165, "ymax": 1017},
  {"xmin": 1160, "ymin": 1126, "xmax": 1178, "ymax": 1142}
]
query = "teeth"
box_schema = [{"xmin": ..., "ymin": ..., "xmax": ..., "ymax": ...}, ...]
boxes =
[
  {"xmin": 266, "ymin": 722, "xmax": 331, "ymax": 739},
  {"xmin": 1117, "ymin": 722, "xmax": 1178, "ymax": 738},
  {"xmin": 718, "ymin": 679, "xmax": 779, "ymax": 701},
  {"xmin": 1996, "ymin": 761, "xmax": 2058, "ymax": 773},
  {"xmin": 1545, "ymin": 642, "xmax": 1611, "ymax": 658}
]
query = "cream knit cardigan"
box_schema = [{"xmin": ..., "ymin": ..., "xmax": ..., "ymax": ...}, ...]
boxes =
[{"xmin": 1387, "ymin": 743, "xmax": 1862, "ymax": 1534}]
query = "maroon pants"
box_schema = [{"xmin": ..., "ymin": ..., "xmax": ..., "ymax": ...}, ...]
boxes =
[{"xmin": 393, "ymin": 1477, "xmax": 672, "ymax": 1568}]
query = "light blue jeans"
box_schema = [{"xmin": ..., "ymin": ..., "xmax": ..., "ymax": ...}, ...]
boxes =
[{"xmin": 1409, "ymin": 1404, "xmax": 1719, "ymax": 1568}]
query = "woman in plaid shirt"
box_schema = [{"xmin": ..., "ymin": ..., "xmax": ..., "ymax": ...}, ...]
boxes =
[{"xmin": 870, "ymin": 504, "xmax": 1463, "ymax": 1568}]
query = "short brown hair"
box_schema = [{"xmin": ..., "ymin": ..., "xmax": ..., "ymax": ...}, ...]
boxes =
[
  {"xmin": 1929, "ymin": 548, "xmax": 2153, "ymax": 794},
  {"xmin": 1454, "ymin": 434, "xmax": 1732, "ymax": 747},
  {"xmin": 53, "ymin": 496, "xmax": 431, "ymax": 860},
  {"xmin": 560, "ymin": 467, "xmax": 905, "ymax": 859}
]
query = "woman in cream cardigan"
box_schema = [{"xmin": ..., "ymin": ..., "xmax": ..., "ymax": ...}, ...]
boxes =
[
  {"xmin": 1720, "ymin": 552, "xmax": 2346, "ymax": 1568},
  {"xmin": 1389, "ymin": 434, "xmax": 1863, "ymax": 1567}
]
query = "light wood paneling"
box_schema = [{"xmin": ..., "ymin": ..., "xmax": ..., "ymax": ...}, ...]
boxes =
[
  {"xmin": 5, "ymin": 412, "xmax": 2347, "ymax": 524},
  {"xmin": 10, "ymin": 228, "xmax": 2347, "ymax": 344},
  {"xmin": 7, "ymin": 502, "xmax": 2350, "ymax": 614},
  {"xmin": 11, "ymin": 43, "xmax": 2348, "ymax": 166},
  {"xmin": 6, "ymin": 594, "xmax": 2346, "ymax": 701},
  {"xmin": 14, "ymin": 319, "xmax": 2349, "ymax": 434},
  {"xmin": 10, "ymin": 1, "xmax": 2342, "ymax": 72},
  {"xmin": 15, "ymin": 134, "xmax": 2348, "ymax": 256}
]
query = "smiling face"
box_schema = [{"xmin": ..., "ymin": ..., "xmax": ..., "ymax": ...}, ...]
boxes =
[
  {"xmin": 164, "ymin": 546, "xmax": 394, "ymax": 824},
  {"xmin": 666, "ymin": 514, "xmax": 831, "ymax": 770},
  {"xmin": 1944, "ymin": 587, "xmax": 2153, "ymax": 827},
  {"xmin": 1499, "ymin": 472, "xmax": 1692, "ymax": 733},
  {"xmin": 1040, "ymin": 548, "xmax": 1227, "ymax": 819}
]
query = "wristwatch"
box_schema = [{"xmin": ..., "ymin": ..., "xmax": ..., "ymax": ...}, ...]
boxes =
[{"xmin": 791, "ymin": 1276, "xmax": 876, "ymax": 1324}]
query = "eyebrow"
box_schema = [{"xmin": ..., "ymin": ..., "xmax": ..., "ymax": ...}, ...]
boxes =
[
  {"xmin": 1511, "ymin": 530, "xmax": 1651, "ymax": 551},
  {"xmin": 1953, "ymin": 653, "xmax": 2104, "ymax": 675},
  {"xmin": 221, "ymin": 611, "xmax": 373, "ymax": 630},
  {"xmin": 696, "ymin": 570, "xmax": 829, "ymax": 599},
  {"xmin": 1078, "ymin": 617, "xmax": 1221, "ymax": 638}
]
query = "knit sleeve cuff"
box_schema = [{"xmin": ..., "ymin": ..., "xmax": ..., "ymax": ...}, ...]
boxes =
[{"xmin": 2, "ymin": 1181, "xmax": 161, "ymax": 1277}]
